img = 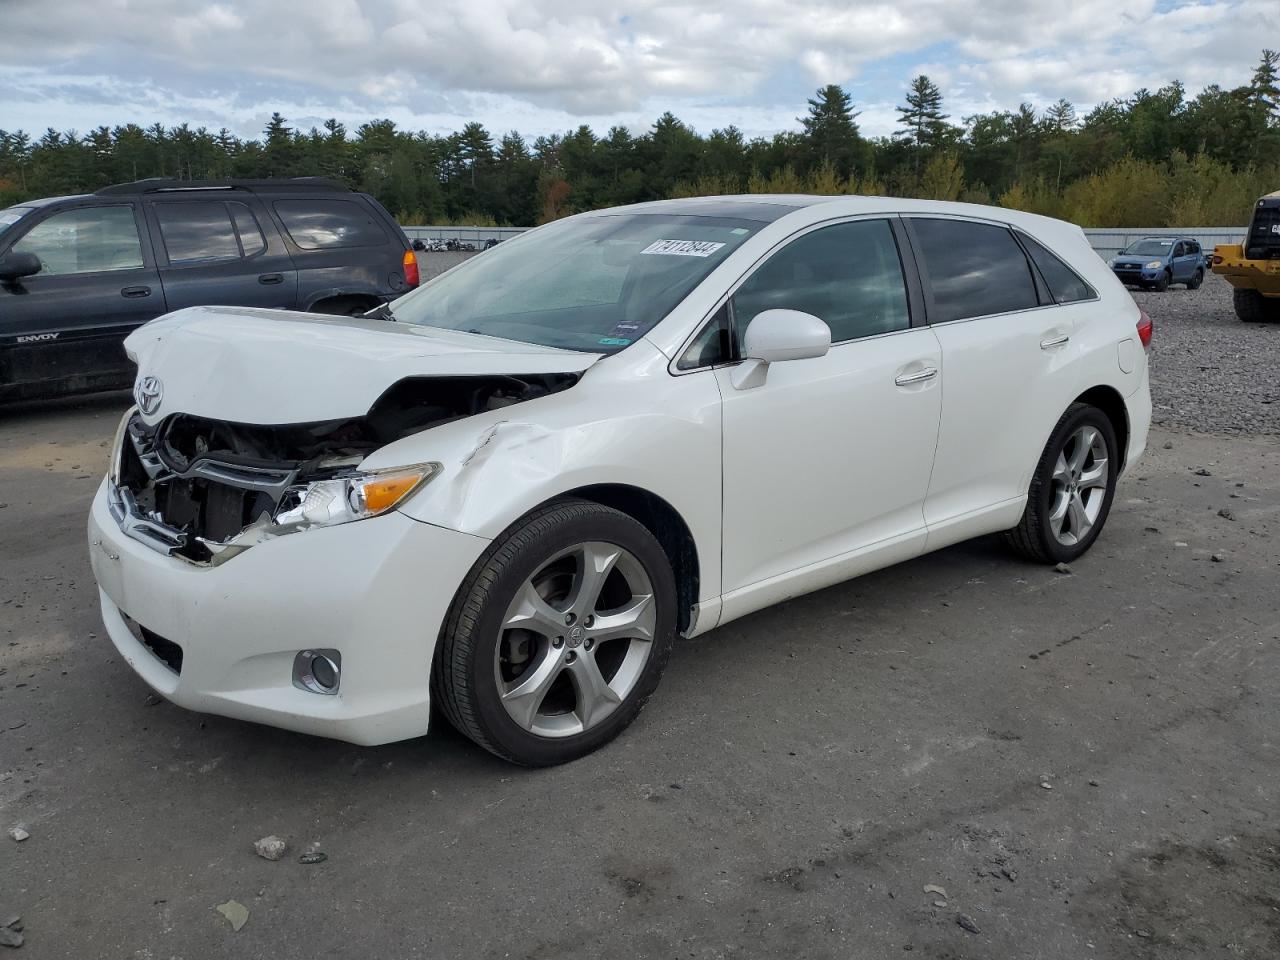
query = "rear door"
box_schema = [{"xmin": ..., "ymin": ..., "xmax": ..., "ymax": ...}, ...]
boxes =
[
  {"xmin": 0, "ymin": 201, "xmax": 165, "ymax": 393},
  {"xmin": 146, "ymin": 197, "xmax": 298, "ymax": 311},
  {"xmin": 906, "ymin": 216, "xmax": 1085, "ymax": 536}
]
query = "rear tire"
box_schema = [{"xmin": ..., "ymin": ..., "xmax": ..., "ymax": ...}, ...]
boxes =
[
  {"xmin": 1005, "ymin": 403, "xmax": 1119, "ymax": 565},
  {"xmin": 309, "ymin": 296, "xmax": 379, "ymax": 317},
  {"xmin": 1233, "ymin": 288, "xmax": 1279, "ymax": 323},
  {"xmin": 432, "ymin": 499, "xmax": 677, "ymax": 766},
  {"xmin": 1187, "ymin": 269, "xmax": 1204, "ymax": 290}
]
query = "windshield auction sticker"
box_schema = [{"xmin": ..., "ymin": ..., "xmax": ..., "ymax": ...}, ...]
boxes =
[{"xmin": 640, "ymin": 239, "xmax": 726, "ymax": 257}]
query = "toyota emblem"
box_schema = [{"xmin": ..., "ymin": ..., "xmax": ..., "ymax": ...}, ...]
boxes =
[{"xmin": 135, "ymin": 375, "xmax": 163, "ymax": 415}]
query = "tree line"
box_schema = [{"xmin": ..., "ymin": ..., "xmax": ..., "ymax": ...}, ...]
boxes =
[{"xmin": 2, "ymin": 50, "xmax": 1277, "ymax": 228}]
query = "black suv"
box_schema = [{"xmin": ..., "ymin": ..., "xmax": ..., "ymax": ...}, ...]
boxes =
[{"xmin": 0, "ymin": 178, "xmax": 418, "ymax": 401}]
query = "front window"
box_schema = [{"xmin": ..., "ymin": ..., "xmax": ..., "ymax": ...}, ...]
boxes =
[
  {"xmin": 11, "ymin": 205, "xmax": 144, "ymax": 275},
  {"xmin": 390, "ymin": 214, "xmax": 759, "ymax": 353},
  {"xmin": 1122, "ymin": 239, "xmax": 1173, "ymax": 257}
]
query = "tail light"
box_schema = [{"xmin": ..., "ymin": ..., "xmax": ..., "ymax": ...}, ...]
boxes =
[
  {"xmin": 1136, "ymin": 308, "xmax": 1153, "ymax": 349},
  {"xmin": 402, "ymin": 249, "xmax": 419, "ymax": 288}
]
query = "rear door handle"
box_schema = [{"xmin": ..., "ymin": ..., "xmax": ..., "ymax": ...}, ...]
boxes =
[
  {"xmin": 895, "ymin": 366, "xmax": 938, "ymax": 386},
  {"xmin": 258, "ymin": 273, "xmax": 284, "ymax": 285},
  {"xmin": 120, "ymin": 285, "xmax": 151, "ymax": 299},
  {"xmin": 1040, "ymin": 334, "xmax": 1070, "ymax": 349}
]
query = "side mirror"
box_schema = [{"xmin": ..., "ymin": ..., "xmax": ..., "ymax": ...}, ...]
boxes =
[
  {"xmin": 0, "ymin": 251, "xmax": 41, "ymax": 282},
  {"xmin": 733, "ymin": 309, "xmax": 831, "ymax": 389},
  {"xmin": 411, "ymin": 239, "xmax": 427, "ymax": 252}
]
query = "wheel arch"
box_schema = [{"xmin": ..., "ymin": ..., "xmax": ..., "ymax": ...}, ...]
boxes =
[
  {"xmin": 1074, "ymin": 385, "xmax": 1130, "ymax": 472},
  {"xmin": 552, "ymin": 483, "xmax": 701, "ymax": 636}
]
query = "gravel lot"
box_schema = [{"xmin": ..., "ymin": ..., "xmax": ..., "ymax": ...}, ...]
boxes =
[
  {"xmin": 1, "ymin": 272, "xmax": 1278, "ymax": 959},
  {"xmin": 1136, "ymin": 273, "xmax": 1280, "ymax": 435}
]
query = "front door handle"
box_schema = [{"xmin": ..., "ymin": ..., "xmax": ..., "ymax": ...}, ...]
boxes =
[
  {"xmin": 1040, "ymin": 334, "xmax": 1070, "ymax": 349},
  {"xmin": 895, "ymin": 366, "xmax": 938, "ymax": 386},
  {"xmin": 258, "ymin": 273, "xmax": 284, "ymax": 285},
  {"xmin": 120, "ymin": 285, "xmax": 151, "ymax": 299}
]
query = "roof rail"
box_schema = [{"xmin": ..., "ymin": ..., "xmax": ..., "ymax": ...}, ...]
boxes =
[{"xmin": 94, "ymin": 177, "xmax": 350, "ymax": 196}]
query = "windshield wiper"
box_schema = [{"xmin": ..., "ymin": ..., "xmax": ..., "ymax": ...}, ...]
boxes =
[{"xmin": 367, "ymin": 302, "xmax": 397, "ymax": 322}]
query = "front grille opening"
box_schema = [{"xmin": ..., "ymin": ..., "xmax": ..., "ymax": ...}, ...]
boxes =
[{"xmin": 122, "ymin": 614, "xmax": 184, "ymax": 674}]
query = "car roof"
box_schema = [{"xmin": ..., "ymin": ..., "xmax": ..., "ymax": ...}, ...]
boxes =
[{"xmin": 6, "ymin": 195, "xmax": 87, "ymax": 209}]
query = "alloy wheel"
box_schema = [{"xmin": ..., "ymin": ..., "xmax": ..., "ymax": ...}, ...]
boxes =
[
  {"xmin": 1049, "ymin": 425, "xmax": 1109, "ymax": 546},
  {"xmin": 494, "ymin": 542, "xmax": 656, "ymax": 738}
]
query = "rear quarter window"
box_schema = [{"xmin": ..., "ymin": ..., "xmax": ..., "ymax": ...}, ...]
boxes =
[
  {"xmin": 1017, "ymin": 232, "xmax": 1096, "ymax": 304},
  {"xmin": 273, "ymin": 199, "xmax": 388, "ymax": 249}
]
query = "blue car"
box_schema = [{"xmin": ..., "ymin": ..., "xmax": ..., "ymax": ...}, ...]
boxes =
[{"xmin": 1109, "ymin": 236, "xmax": 1207, "ymax": 291}]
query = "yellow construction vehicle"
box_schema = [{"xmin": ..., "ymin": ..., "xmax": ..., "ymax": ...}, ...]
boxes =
[{"xmin": 1212, "ymin": 192, "xmax": 1280, "ymax": 322}]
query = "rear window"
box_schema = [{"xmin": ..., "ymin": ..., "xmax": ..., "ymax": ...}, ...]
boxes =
[
  {"xmin": 155, "ymin": 201, "xmax": 240, "ymax": 263},
  {"xmin": 1017, "ymin": 232, "xmax": 1096, "ymax": 304},
  {"xmin": 910, "ymin": 218, "xmax": 1040, "ymax": 323},
  {"xmin": 273, "ymin": 199, "xmax": 388, "ymax": 249}
]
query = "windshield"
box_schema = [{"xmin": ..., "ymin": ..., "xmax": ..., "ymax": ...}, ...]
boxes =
[
  {"xmin": 1122, "ymin": 239, "xmax": 1174, "ymax": 257},
  {"xmin": 390, "ymin": 213, "xmax": 760, "ymax": 352},
  {"xmin": 0, "ymin": 206, "xmax": 34, "ymax": 238}
]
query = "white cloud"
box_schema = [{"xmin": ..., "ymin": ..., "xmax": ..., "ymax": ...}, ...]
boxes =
[{"xmin": 0, "ymin": 0, "xmax": 1275, "ymax": 138}]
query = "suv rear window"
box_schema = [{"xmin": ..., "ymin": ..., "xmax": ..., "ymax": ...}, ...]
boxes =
[
  {"xmin": 910, "ymin": 218, "xmax": 1039, "ymax": 322},
  {"xmin": 273, "ymin": 199, "xmax": 387, "ymax": 249}
]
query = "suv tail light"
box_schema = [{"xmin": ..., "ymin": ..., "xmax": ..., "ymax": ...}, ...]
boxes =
[
  {"xmin": 1136, "ymin": 308, "xmax": 1153, "ymax": 349},
  {"xmin": 403, "ymin": 249, "xmax": 420, "ymax": 288}
]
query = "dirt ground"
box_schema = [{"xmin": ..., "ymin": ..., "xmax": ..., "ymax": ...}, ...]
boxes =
[{"xmin": 2, "ymin": 316, "xmax": 1279, "ymax": 958}]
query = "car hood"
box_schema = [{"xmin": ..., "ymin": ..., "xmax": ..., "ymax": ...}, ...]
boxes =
[{"xmin": 124, "ymin": 306, "xmax": 601, "ymax": 425}]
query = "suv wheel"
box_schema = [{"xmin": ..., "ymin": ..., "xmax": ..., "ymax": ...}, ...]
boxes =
[
  {"xmin": 1152, "ymin": 270, "xmax": 1170, "ymax": 292},
  {"xmin": 433, "ymin": 499, "xmax": 677, "ymax": 765},
  {"xmin": 1187, "ymin": 268, "xmax": 1204, "ymax": 290},
  {"xmin": 310, "ymin": 296, "xmax": 379, "ymax": 317},
  {"xmin": 1005, "ymin": 403, "xmax": 1119, "ymax": 565},
  {"xmin": 1233, "ymin": 288, "xmax": 1280, "ymax": 323}
]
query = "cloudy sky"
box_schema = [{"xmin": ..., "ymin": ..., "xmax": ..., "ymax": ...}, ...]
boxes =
[{"xmin": 1, "ymin": 0, "xmax": 1277, "ymax": 142}]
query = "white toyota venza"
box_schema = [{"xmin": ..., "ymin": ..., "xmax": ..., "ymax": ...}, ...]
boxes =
[{"xmin": 89, "ymin": 196, "xmax": 1152, "ymax": 764}]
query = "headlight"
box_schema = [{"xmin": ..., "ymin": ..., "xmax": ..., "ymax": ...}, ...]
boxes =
[
  {"xmin": 273, "ymin": 463, "xmax": 440, "ymax": 531},
  {"xmin": 1145, "ymin": 260, "xmax": 1163, "ymax": 269}
]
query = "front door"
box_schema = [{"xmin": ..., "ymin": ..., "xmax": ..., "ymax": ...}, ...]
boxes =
[
  {"xmin": 0, "ymin": 202, "xmax": 165, "ymax": 393},
  {"xmin": 715, "ymin": 218, "xmax": 942, "ymax": 606}
]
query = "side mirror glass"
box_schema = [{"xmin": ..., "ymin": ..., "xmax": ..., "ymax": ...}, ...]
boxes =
[
  {"xmin": 0, "ymin": 251, "xmax": 41, "ymax": 282},
  {"xmin": 742, "ymin": 309, "xmax": 831, "ymax": 363}
]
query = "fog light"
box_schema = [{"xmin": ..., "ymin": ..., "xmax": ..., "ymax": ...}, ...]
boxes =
[{"xmin": 293, "ymin": 649, "xmax": 341, "ymax": 695}]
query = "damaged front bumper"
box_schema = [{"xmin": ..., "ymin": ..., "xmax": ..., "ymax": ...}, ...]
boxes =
[{"xmin": 89, "ymin": 478, "xmax": 490, "ymax": 745}]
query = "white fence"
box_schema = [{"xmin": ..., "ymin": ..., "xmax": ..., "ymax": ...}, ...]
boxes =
[{"xmin": 402, "ymin": 223, "xmax": 1250, "ymax": 258}]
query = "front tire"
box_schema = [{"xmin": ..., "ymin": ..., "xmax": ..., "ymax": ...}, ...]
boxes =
[
  {"xmin": 1005, "ymin": 404, "xmax": 1119, "ymax": 564},
  {"xmin": 1152, "ymin": 270, "xmax": 1170, "ymax": 292},
  {"xmin": 432, "ymin": 499, "xmax": 677, "ymax": 765}
]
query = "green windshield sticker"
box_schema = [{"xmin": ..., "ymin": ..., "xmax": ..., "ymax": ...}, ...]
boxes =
[{"xmin": 598, "ymin": 337, "xmax": 632, "ymax": 346}]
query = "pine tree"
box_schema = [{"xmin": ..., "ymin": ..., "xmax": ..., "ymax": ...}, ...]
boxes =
[
  {"xmin": 1044, "ymin": 99, "xmax": 1078, "ymax": 132},
  {"xmin": 1250, "ymin": 49, "xmax": 1279, "ymax": 122},
  {"xmin": 799, "ymin": 85, "xmax": 862, "ymax": 178},
  {"xmin": 896, "ymin": 75, "xmax": 950, "ymax": 173}
]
